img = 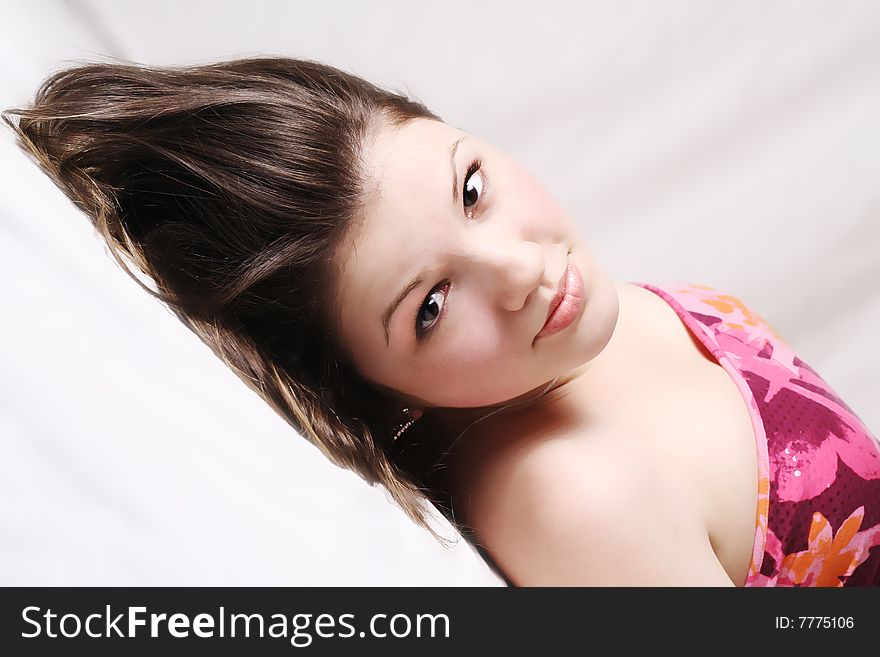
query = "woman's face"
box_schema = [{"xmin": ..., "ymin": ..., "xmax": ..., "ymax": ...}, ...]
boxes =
[{"xmin": 334, "ymin": 117, "xmax": 620, "ymax": 410}]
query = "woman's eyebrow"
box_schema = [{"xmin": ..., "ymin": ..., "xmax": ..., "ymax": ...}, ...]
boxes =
[
  {"xmin": 449, "ymin": 136, "xmax": 466, "ymax": 205},
  {"xmin": 380, "ymin": 136, "xmax": 467, "ymax": 348},
  {"xmin": 382, "ymin": 268, "xmax": 428, "ymax": 347}
]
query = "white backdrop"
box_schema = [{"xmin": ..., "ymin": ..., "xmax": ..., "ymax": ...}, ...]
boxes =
[{"xmin": 1, "ymin": 0, "xmax": 878, "ymax": 585}]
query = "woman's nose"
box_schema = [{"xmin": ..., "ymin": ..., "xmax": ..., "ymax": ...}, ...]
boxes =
[{"xmin": 467, "ymin": 236, "xmax": 545, "ymax": 312}]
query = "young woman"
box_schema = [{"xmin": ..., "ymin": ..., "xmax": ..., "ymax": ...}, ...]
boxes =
[{"xmin": 4, "ymin": 55, "xmax": 878, "ymax": 587}]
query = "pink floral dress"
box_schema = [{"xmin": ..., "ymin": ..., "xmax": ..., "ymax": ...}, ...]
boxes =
[{"xmin": 633, "ymin": 282, "xmax": 880, "ymax": 586}]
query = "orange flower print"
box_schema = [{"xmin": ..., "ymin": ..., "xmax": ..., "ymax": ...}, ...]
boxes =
[
  {"xmin": 776, "ymin": 507, "xmax": 880, "ymax": 586},
  {"xmin": 680, "ymin": 286, "xmax": 786, "ymax": 343}
]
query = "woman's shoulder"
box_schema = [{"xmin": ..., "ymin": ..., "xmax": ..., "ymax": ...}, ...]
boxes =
[
  {"xmin": 461, "ymin": 423, "xmax": 636, "ymax": 542},
  {"xmin": 460, "ymin": 423, "xmax": 732, "ymax": 585}
]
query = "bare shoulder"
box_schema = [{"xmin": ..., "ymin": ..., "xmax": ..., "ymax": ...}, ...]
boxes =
[{"xmin": 465, "ymin": 431, "xmax": 735, "ymax": 587}]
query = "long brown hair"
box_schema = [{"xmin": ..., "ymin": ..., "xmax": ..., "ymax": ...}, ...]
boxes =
[{"xmin": 2, "ymin": 55, "xmax": 482, "ymax": 554}]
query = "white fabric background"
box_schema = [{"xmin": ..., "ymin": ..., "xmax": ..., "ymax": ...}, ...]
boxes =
[{"xmin": 1, "ymin": 0, "xmax": 878, "ymax": 585}]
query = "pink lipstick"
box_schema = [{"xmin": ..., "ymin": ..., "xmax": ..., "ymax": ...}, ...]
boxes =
[{"xmin": 534, "ymin": 262, "xmax": 585, "ymax": 342}]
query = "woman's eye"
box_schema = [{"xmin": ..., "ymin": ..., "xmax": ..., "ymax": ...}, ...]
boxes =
[
  {"xmin": 463, "ymin": 158, "xmax": 484, "ymax": 216},
  {"xmin": 416, "ymin": 282, "xmax": 449, "ymax": 339}
]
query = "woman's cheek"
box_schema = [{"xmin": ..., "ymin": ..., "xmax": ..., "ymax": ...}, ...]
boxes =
[{"xmin": 449, "ymin": 329, "xmax": 503, "ymax": 369}]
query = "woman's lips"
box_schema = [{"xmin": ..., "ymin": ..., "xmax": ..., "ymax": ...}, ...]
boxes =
[{"xmin": 534, "ymin": 262, "xmax": 585, "ymax": 342}]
